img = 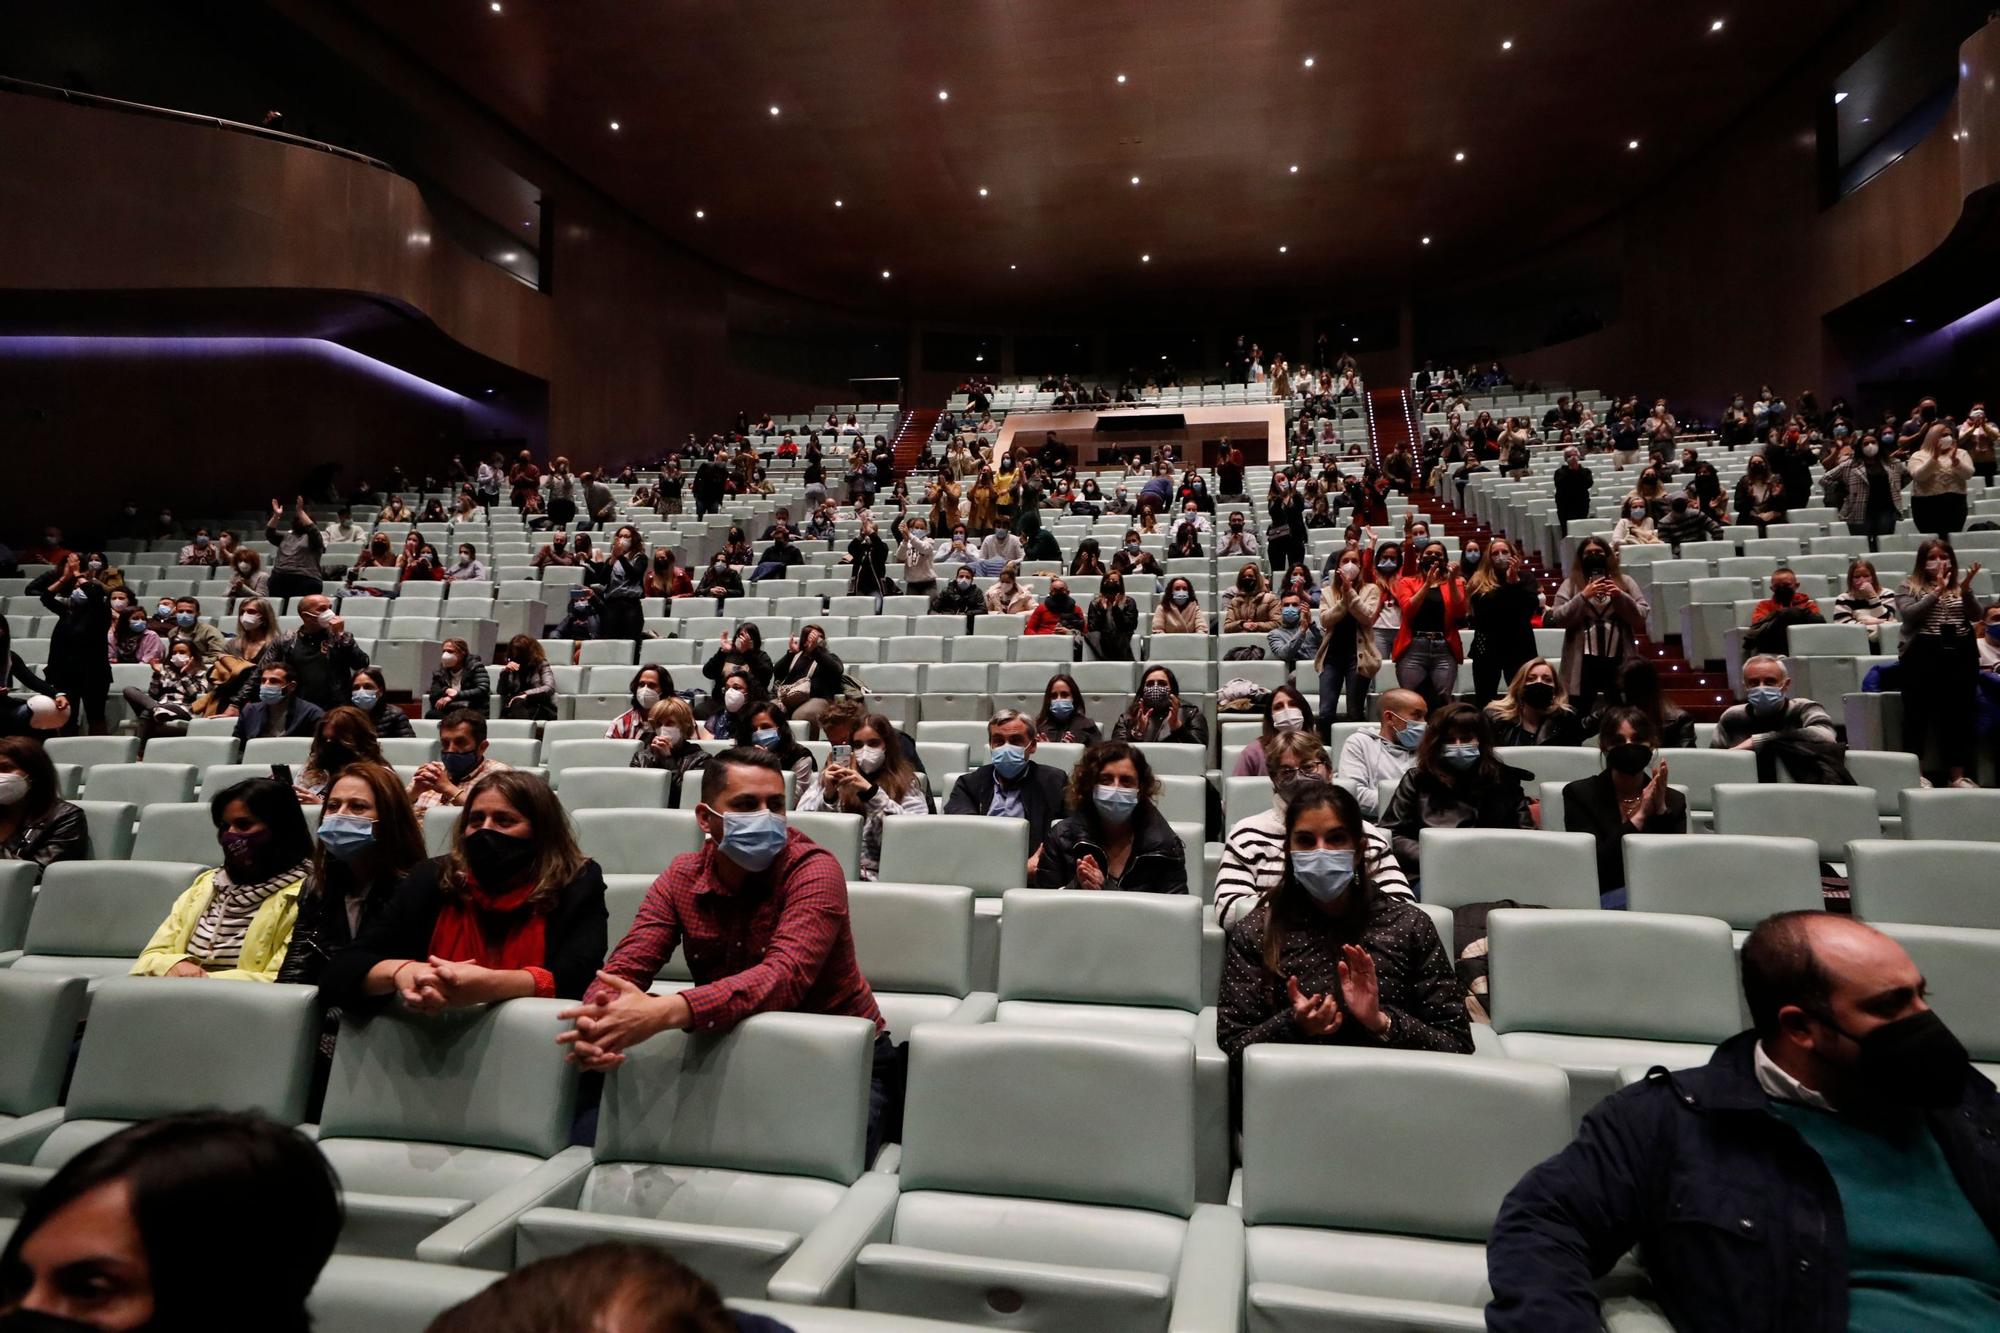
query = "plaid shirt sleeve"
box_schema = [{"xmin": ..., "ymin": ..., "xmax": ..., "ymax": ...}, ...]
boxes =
[
  {"xmin": 678, "ymin": 848, "xmax": 852, "ymax": 1031},
  {"xmin": 585, "ymin": 864, "xmax": 684, "ymax": 1005}
]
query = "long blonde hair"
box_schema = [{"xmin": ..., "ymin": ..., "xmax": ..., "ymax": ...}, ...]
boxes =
[
  {"xmin": 1486, "ymin": 658, "xmax": 1569, "ymax": 723},
  {"xmin": 1466, "ymin": 538, "xmax": 1517, "ymax": 597}
]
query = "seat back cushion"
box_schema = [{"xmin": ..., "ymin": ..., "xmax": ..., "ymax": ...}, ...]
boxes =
[{"xmin": 996, "ymin": 889, "xmax": 1201, "ymax": 1011}]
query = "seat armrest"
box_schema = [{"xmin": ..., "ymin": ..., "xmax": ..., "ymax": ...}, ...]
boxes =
[
  {"xmin": 414, "ymin": 1145, "xmax": 593, "ymax": 1270},
  {"xmin": 1192, "ymin": 1008, "xmax": 1230, "ymax": 1204},
  {"xmin": 765, "ymin": 1172, "xmax": 899, "ymax": 1307},
  {"xmin": 869, "ymin": 1143, "xmax": 902, "ymax": 1175},
  {"xmin": 946, "ymin": 992, "xmax": 998, "ymax": 1025},
  {"xmin": 1602, "ymin": 1295, "xmax": 1676, "ymax": 1331},
  {"xmin": 1170, "ymin": 1202, "xmax": 1244, "ymax": 1333},
  {"xmin": 0, "ymin": 951, "xmax": 23, "ymax": 969},
  {"xmin": 1225, "ymin": 1168, "xmax": 1243, "ymax": 1209},
  {"xmin": 0, "ymin": 1109, "xmax": 64, "ymax": 1167}
]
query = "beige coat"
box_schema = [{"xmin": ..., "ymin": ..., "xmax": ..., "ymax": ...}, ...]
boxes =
[{"xmin": 1314, "ymin": 582, "xmax": 1384, "ymax": 675}]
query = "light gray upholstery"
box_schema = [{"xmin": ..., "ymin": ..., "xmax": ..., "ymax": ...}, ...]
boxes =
[
  {"xmin": 858, "ymin": 1025, "xmax": 1241, "ymax": 1333},
  {"xmin": 13, "ymin": 861, "xmax": 206, "ymax": 979},
  {"xmin": 603, "ymin": 873, "xmax": 656, "ymax": 943},
  {"xmin": 1239, "ymin": 1046, "xmax": 1571, "ymax": 1326},
  {"xmin": 0, "ymin": 978, "xmax": 317, "ymax": 1172},
  {"xmin": 570, "ymin": 808, "xmax": 703, "ymax": 875},
  {"xmin": 130, "ymin": 802, "xmax": 227, "ymax": 864},
  {"xmin": 1898, "ymin": 788, "xmax": 2000, "ymax": 842},
  {"xmin": 83, "ymin": 762, "xmax": 198, "ymax": 808},
  {"xmin": 309, "ymin": 1255, "xmax": 498, "ymax": 1333},
  {"xmin": 0, "ymin": 973, "xmax": 88, "ymax": 1126},
  {"xmin": 71, "ymin": 800, "xmax": 138, "ymax": 861},
  {"xmin": 1623, "ymin": 834, "xmax": 1823, "ymax": 930},
  {"xmin": 878, "ymin": 816, "xmax": 1029, "ymax": 896},
  {"xmin": 510, "ymin": 1013, "xmax": 880, "ymax": 1300},
  {"xmin": 558, "ymin": 766, "xmax": 668, "ymax": 809},
  {"xmin": 546, "ymin": 739, "xmax": 647, "ymax": 785},
  {"xmin": 1417, "ymin": 830, "xmax": 1599, "ymax": 910},
  {"xmin": 848, "ymin": 884, "xmax": 988, "ymax": 1040},
  {"xmin": 318, "ymin": 999, "xmax": 580, "ymax": 1259},
  {"xmin": 1710, "ymin": 783, "xmax": 1879, "ymax": 862},
  {"xmin": 1849, "ymin": 840, "xmax": 2000, "ymax": 929},
  {"xmin": 0, "ymin": 862, "xmax": 34, "ymax": 955},
  {"xmin": 1489, "ymin": 910, "xmax": 1740, "ymax": 1124},
  {"xmin": 788, "ymin": 811, "xmax": 864, "ymax": 880}
]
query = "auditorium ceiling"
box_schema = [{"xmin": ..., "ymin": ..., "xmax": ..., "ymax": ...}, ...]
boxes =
[{"xmin": 344, "ymin": 0, "xmax": 1866, "ymax": 318}]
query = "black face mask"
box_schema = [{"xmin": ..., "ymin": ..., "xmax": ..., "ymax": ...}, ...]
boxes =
[
  {"xmin": 1820, "ymin": 1008, "xmax": 1970, "ymax": 1110},
  {"xmin": 1605, "ymin": 743, "xmax": 1653, "ymax": 775},
  {"xmin": 1521, "ymin": 681, "xmax": 1558, "ymax": 711},
  {"xmin": 463, "ymin": 827, "xmax": 538, "ymax": 888}
]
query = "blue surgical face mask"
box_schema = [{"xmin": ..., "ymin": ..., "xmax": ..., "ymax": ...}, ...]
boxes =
[
  {"xmin": 1281, "ymin": 606, "xmax": 1301, "ymax": 627},
  {"xmin": 258, "ymin": 684, "xmax": 286, "ymax": 705},
  {"xmin": 990, "ymin": 743, "xmax": 1028, "ymax": 780},
  {"xmin": 752, "ymin": 727, "xmax": 782, "ymax": 749},
  {"xmin": 1093, "ymin": 785, "xmax": 1140, "ymax": 825},
  {"xmin": 317, "ymin": 814, "xmax": 377, "ymax": 861},
  {"xmin": 1746, "ymin": 684, "xmax": 1787, "ymax": 713},
  {"xmin": 1393, "ymin": 718, "xmax": 1426, "ymax": 750},
  {"xmin": 1292, "ymin": 848, "xmax": 1356, "ymax": 904},
  {"xmin": 175, "ymin": 611, "xmax": 196, "ymax": 628},
  {"xmin": 1442, "ymin": 742, "xmax": 1482, "ymax": 770},
  {"xmin": 1048, "ymin": 698, "xmax": 1075, "ymax": 721},
  {"xmin": 350, "ymin": 690, "xmax": 379, "ymax": 711},
  {"xmin": 716, "ymin": 809, "xmax": 788, "ymax": 871}
]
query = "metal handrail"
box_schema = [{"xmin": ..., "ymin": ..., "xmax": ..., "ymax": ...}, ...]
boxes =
[{"xmin": 0, "ymin": 74, "xmax": 396, "ymax": 173}]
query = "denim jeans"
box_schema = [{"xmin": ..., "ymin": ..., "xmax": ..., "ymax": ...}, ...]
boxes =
[{"xmin": 1396, "ymin": 633, "xmax": 1458, "ymax": 708}]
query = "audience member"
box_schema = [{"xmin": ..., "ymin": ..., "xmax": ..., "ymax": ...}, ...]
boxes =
[
  {"xmin": 1822, "ymin": 435, "xmax": 1907, "ymax": 550},
  {"xmin": 1488, "ymin": 912, "xmax": 1995, "ymax": 1331},
  {"xmin": 29, "ymin": 554, "xmax": 113, "ymax": 735},
  {"xmin": 268, "ymin": 593, "xmax": 369, "ymax": 711},
  {"xmin": 1607, "ymin": 659, "xmax": 1696, "ymax": 749},
  {"xmin": 295, "ymin": 705, "xmax": 385, "ymax": 804},
  {"xmin": 1336, "ymin": 687, "xmax": 1428, "ymax": 820},
  {"xmin": 1112, "ymin": 665, "xmax": 1209, "ymax": 746},
  {"xmin": 264, "ymin": 496, "xmax": 327, "ymax": 598},
  {"xmin": 703, "ymin": 625, "xmax": 774, "ymax": 696},
  {"xmin": 278, "ymin": 761, "xmax": 426, "ymax": 986},
  {"xmin": 771, "ymin": 625, "xmax": 844, "ymax": 733},
  {"xmin": 1034, "ymin": 673, "xmax": 1103, "ymax": 746},
  {"xmin": 702, "ymin": 667, "xmax": 760, "ymax": 743},
  {"xmin": 1832, "ymin": 559, "xmax": 1899, "ymax": 650},
  {"xmin": 1562, "ymin": 706, "xmax": 1688, "ymax": 904},
  {"xmin": 1218, "ymin": 779, "xmax": 1472, "ymax": 1073},
  {"xmin": 231, "ymin": 662, "xmax": 325, "ymax": 743},
  {"xmin": 323, "ymin": 769, "xmax": 608, "ymax": 1009},
  {"xmin": 1153, "ymin": 575, "xmax": 1210, "ymax": 634},
  {"xmin": 796, "ymin": 712, "xmax": 927, "ymax": 879},
  {"xmin": 1896, "ymin": 539, "xmax": 1985, "ymax": 787},
  {"xmin": 1545, "ymin": 536, "xmax": 1650, "ymax": 714},
  {"xmin": 1381, "ymin": 702, "xmax": 1534, "ymax": 873},
  {"xmin": 1712, "ymin": 655, "xmax": 1846, "ymax": 782},
  {"xmin": 1742, "ymin": 567, "xmax": 1825, "ymax": 661},
  {"xmin": 604, "ymin": 664, "xmax": 673, "ymax": 740},
  {"xmin": 1086, "ymin": 571, "xmax": 1139, "ymax": 660},
  {"xmin": 411, "ymin": 707, "xmax": 514, "ymax": 812},
  {"xmin": 554, "ymin": 584, "xmax": 602, "ymax": 639},
  {"xmin": 1216, "ymin": 732, "xmax": 1409, "ymax": 923},
  {"xmin": 743, "ymin": 699, "xmax": 817, "ymax": 791},
  {"xmin": 125, "ymin": 635, "xmax": 208, "ymax": 740},
  {"xmin": 1314, "ymin": 548, "xmax": 1382, "ymax": 722},
  {"xmin": 1907, "ymin": 412, "xmax": 1975, "ymax": 536},
  {"xmin": 498, "ymin": 634, "xmax": 558, "ymax": 721},
  {"xmin": 1389, "ymin": 540, "xmax": 1468, "ymax": 709},
  {"xmin": 425, "ymin": 1242, "xmax": 747, "ymax": 1333},
  {"xmin": 1233, "ymin": 685, "xmax": 1316, "ymax": 776},
  {"xmin": 944, "ymin": 710, "xmax": 1070, "ymax": 854},
  {"xmin": 132, "ymin": 777, "xmax": 314, "ymax": 981},
  {"xmin": 1031, "ymin": 741, "xmax": 1188, "ymax": 894},
  {"xmin": 1485, "ymin": 658, "xmax": 1587, "ymax": 746},
  {"xmin": 0, "ymin": 734, "xmax": 90, "ymax": 865},
  {"xmin": 346, "ymin": 666, "xmax": 414, "ymax": 739},
  {"xmin": 1223, "ymin": 564, "xmax": 1280, "ymax": 632},
  {"xmin": 1467, "ymin": 538, "xmax": 1541, "ymax": 705},
  {"xmin": 0, "ymin": 1112, "xmax": 339, "ymax": 1333},
  {"xmin": 559, "ymin": 748, "xmax": 894, "ymax": 1157},
  {"xmin": 985, "ymin": 564, "xmax": 1034, "ymax": 613}
]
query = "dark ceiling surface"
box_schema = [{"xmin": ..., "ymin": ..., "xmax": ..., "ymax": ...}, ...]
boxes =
[{"xmin": 341, "ymin": 0, "xmax": 1864, "ymax": 319}]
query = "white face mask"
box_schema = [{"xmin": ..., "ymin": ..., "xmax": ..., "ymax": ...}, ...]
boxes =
[
  {"xmin": 0, "ymin": 773, "xmax": 28, "ymax": 807},
  {"xmin": 635, "ymin": 687, "xmax": 661, "ymax": 710},
  {"xmin": 441, "ymin": 652, "xmax": 461, "ymax": 669},
  {"xmin": 724, "ymin": 687, "xmax": 747, "ymax": 712},
  {"xmin": 855, "ymin": 744, "xmax": 887, "ymax": 775},
  {"xmin": 239, "ymin": 612, "xmax": 262, "ymax": 629},
  {"xmin": 662, "ymin": 726, "xmax": 684, "ymax": 747}
]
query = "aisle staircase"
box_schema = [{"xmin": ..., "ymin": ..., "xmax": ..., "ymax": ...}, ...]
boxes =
[
  {"xmin": 891, "ymin": 407, "xmax": 941, "ymax": 474},
  {"xmin": 1380, "ymin": 390, "xmax": 1730, "ymax": 721}
]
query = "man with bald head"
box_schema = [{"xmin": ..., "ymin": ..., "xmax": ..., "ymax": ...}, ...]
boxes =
[
  {"xmin": 268, "ymin": 591, "xmax": 370, "ymax": 711},
  {"xmin": 1488, "ymin": 912, "xmax": 1999, "ymax": 1332},
  {"xmin": 1334, "ymin": 688, "xmax": 1427, "ymax": 819}
]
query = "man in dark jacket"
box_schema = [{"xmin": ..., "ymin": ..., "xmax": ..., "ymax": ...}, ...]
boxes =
[
  {"xmin": 943, "ymin": 710, "xmax": 1069, "ymax": 864},
  {"xmin": 232, "ymin": 662, "xmax": 326, "ymax": 742},
  {"xmin": 1488, "ymin": 912, "xmax": 2000, "ymax": 1333},
  {"xmin": 271, "ymin": 594, "xmax": 370, "ymax": 711},
  {"xmin": 1553, "ymin": 448, "xmax": 1594, "ymax": 535}
]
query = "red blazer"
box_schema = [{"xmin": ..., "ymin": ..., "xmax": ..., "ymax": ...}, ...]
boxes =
[{"xmin": 1390, "ymin": 574, "xmax": 1469, "ymax": 661}]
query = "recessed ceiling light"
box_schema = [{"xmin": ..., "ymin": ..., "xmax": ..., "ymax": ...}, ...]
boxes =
[
  {"xmin": 1861, "ymin": 116, "xmax": 1871, "ymax": 124},
  {"xmin": 1453, "ymin": 151, "xmax": 1466, "ymax": 162},
  {"xmin": 1278, "ymin": 244, "xmax": 1288, "ymax": 253},
  {"xmin": 1421, "ymin": 235, "xmax": 1432, "ymax": 245},
  {"xmin": 1350, "ymin": 336, "xmax": 1359, "ymax": 343},
  {"xmin": 500, "ymin": 251, "xmax": 518, "ymax": 262},
  {"xmin": 1140, "ymin": 253, "xmax": 1151, "ymax": 263},
  {"xmin": 1627, "ymin": 139, "xmax": 1641, "ymax": 150},
  {"xmin": 1834, "ymin": 91, "xmax": 1849, "ymax": 104},
  {"xmin": 1904, "ymin": 317, "xmax": 1916, "ymax": 324},
  {"xmin": 769, "ymin": 105, "xmax": 781, "ymax": 117},
  {"xmin": 608, "ymin": 120, "xmax": 620, "ymax": 131},
  {"xmin": 1130, "ymin": 175, "xmax": 1141, "ymax": 185},
  {"xmin": 978, "ymin": 187, "xmax": 989, "ymax": 197},
  {"xmin": 1009, "ymin": 263, "xmax": 1017, "ymax": 270},
  {"xmin": 1303, "ymin": 56, "xmax": 1315, "ymax": 68},
  {"xmin": 489, "ymin": 2, "xmax": 501, "ymax": 11},
  {"xmin": 1710, "ymin": 18, "xmax": 1726, "ymax": 32},
  {"xmin": 693, "ymin": 209, "xmax": 705, "ymax": 219},
  {"xmin": 1500, "ymin": 39, "xmax": 1513, "ymax": 51},
  {"xmin": 1288, "ymin": 163, "xmax": 1299, "ymax": 173},
  {"xmin": 1115, "ymin": 73, "xmax": 1127, "ymax": 84},
  {"xmin": 937, "ymin": 89, "xmax": 950, "ymax": 101},
  {"xmin": 881, "ymin": 269, "xmax": 891, "ymax": 278},
  {"xmin": 833, "ymin": 198, "xmax": 843, "ymax": 207}
]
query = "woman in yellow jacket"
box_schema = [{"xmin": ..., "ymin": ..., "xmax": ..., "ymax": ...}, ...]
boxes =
[{"xmin": 132, "ymin": 777, "xmax": 317, "ymax": 981}]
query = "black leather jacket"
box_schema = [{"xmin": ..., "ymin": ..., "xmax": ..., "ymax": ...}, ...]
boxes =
[{"xmin": 0, "ymin": 800, "xmax": 92, "ymax": 867}]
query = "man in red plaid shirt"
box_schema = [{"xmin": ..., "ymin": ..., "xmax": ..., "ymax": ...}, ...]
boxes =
[{"xmin": 558, "ymin": 747, "xmax": 895, "ymax": 1151}]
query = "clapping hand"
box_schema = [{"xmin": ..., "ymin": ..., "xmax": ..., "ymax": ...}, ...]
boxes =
[
  {"xmin": 1642, "ymin": 761, "xmax": 1671, "ymax": 817},
  {"xmin": 1962, "ymin": 562, "xmax": 1984, "ymax": 593},
  {"xmin": 1288, "ymin": 975, "xmax": 1343, "ymax": 1037},
  {"xmin": 1337, "ymin": 944, "xmax": 1389, "ymax": 1036},
  {"xmin": 1075, "ymin": 855, "xmax": 1105, "ymax": 890}
]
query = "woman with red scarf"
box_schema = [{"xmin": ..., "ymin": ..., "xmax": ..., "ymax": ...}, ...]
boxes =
[{"xmin": 320, "ymin": 770, "xmax": 607, "ymax": 1009}]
